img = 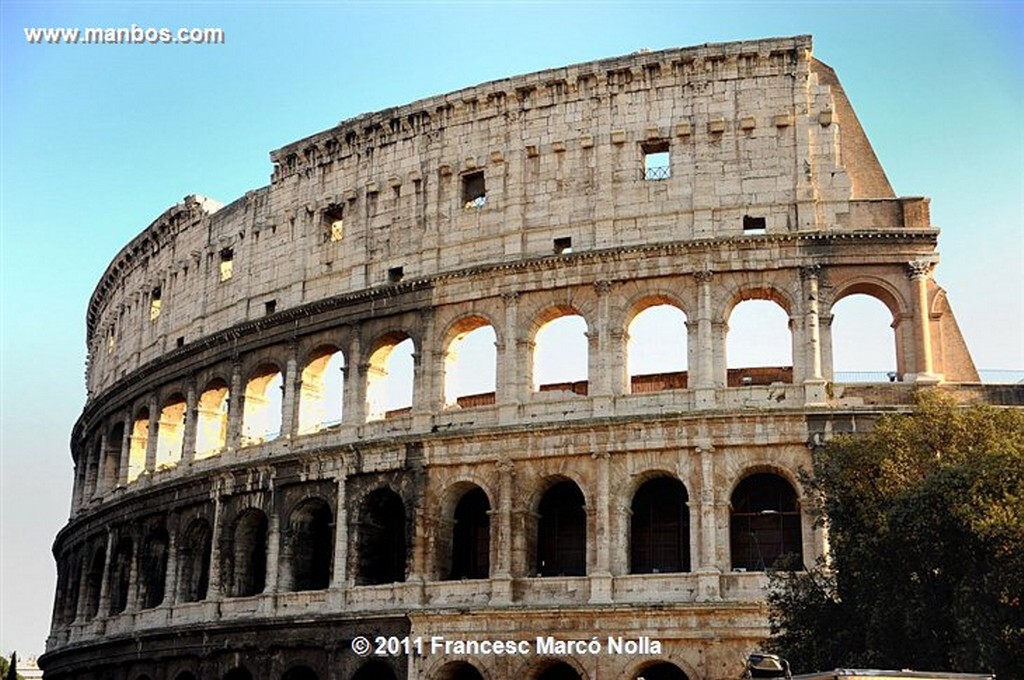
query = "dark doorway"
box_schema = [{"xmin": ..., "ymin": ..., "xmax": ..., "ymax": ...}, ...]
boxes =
[
  {"xmin": 536, "ymin": 480, "xmax": 586, "ymax": 577},
  {"xmin": 631, "ymin": 477, "xmax": 690, "ymax": 574},
  {"xmin": 449, "ymin": 487, "xmax": 490, "ymax": 580}
]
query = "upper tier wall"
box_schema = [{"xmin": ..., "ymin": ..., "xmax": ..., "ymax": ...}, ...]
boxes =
[{"xmin": 84, "ymin": 35, "xmax": 917, "ymax": 397}]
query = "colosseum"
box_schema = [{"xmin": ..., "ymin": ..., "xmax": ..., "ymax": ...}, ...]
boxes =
[{"xmin": 42, "ymin": 35, "xmax": 994, "ymax": 680}]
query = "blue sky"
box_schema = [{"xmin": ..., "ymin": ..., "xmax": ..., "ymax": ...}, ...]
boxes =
[{"xmin": 2, "ymin": 0, "xmax": 1022, "ymax": 660}]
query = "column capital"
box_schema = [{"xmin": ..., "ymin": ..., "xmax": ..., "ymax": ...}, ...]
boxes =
[
  {"xmin": 500, "ymin": 291, "xmax": 520, "ymax": 304},
  {"xmin": 906, "ymin": 260, "xmax": 934, "ymax": 279},
  {"xmin": 693, "ymin": 270, "xmax": 714, "ymax": 284},
  {"xmin": 593, "ymin": 279, "xmax": 616, "ymax": 295},
  {"xmin": 799, "ymin": 264, "xmax": 822, "ymax": 280}
]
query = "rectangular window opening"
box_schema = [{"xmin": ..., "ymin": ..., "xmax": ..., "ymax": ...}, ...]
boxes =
[
  {"xmin": 149, "ymin": 287, "xmax": 162, "ymax": 321},
  {"xmin": 324, "ymin": 204, "xmax": 345, "ymax": 242},
  {"xmin": 462, "ymin": 171, "xmax": 486, "ymax": 209},
  {"xmin": 264, "ymin": 300, "xmax": 277, "ymax": 316},
  {"xmin": 642, "ymin": 141, "xmax": 671, "ymax": 181},
  {"xmin": 554, "ymin": 237, "xmax": 573, "ymax": 255},
  {"xmin": 176, "ymin": 336, "xmax": 185, "ymax": 348},
  {"xmin": 219, "ymin": 248, "xmax": 234, "ymax": 281},
  {"xmin": 743, "ymin": 215, "xmax": 767, "ymax": 234},
  {"xmin": 388, "ymin": 266, "xmax": 404, "ymax": 283}
]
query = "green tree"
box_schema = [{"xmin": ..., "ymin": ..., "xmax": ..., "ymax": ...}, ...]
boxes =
[
  {"xmin": 0, "ymin": 654, "xmax": 24, "ymax": 680},
  {"xmin": 767, "ymin": 393, "xmax": 1024, "ymax": 678}
]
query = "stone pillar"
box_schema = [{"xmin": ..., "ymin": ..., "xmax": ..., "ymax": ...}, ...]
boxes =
[
  {"xmin": 163, "ymin": 520, "xmax": 178, "ymax": 606},
  {"xmin": 207, "ymin": 491, "xmax": 223, "ymax": 599},
  {"xmin": 331, "ymin": 472, "xmax": 348, "ymax": 588},
  {"xmin": 801, "ymin": 265, "xmax": 827, "ymax": 405},
  {"xmin": 413, "ymin": 311, "xmax": 439, "ymax": 426},
  {"xmin": 225, "ymin": 359, "xmax": 244, "ymax": 451},
  {"xmin": 907, "ymin": 261, "xmax": 939, "ymax": 381},
  {"xmin": 124, "ymin": 532, "xmax": 140, "ymax": 613},
  {"xmin": 144, "ymin": 396, "xmax": 159, "ymax": 477},
  {"xmin": 281, "ymin": 343, "xmax": 299, "ymax": 439},
  {"xmin": 264, "ymin": 497, "xmax": 281, "ymax": 594},
  {"xmin": 343, "ymin": 331, "xmax": 363, "ymax": 425},
  {"xmin": 181, "ymin": 382, "xmax": 198, "ymax": 464},
  {"xmin": 97, "ymin": 529, "xmax": 116, "ymax": 616},
  {"xmin": 591, "ymin": 281, "xmax": 616, "ymax": 400},
  {"xmin": 695, "ymin": 443, "xmax": 722, "ymax": 602},
  {"xmin": 117, "ymin": 413, "xmax": 132, "ymax": 488},
  {"xmin": 490, "ymin": 459, "xmax": 514, "ymax": 604},
  {"xmin": 589, "ymin": 452, "xmax": 613, "ymax": 603},
  {"xmin": 497, "ymin": 293, "xmax": 520, "ymax": 410},
  {"xmin": 73, "ymin": 554, "xmax": 89, "ymax": 623},
  {"xmin": 693, "ymin": 271, "xmax": 717, "ymax": 408}
]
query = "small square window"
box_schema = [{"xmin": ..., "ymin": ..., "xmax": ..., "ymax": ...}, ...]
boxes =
[
  {"xmin": 642, "ymin": 141, "xmax": 671, "ymax": 181},
  {"xmin": 323, "ymin": 204, "xmax": 345, "ymax": 242},
  {"xmin": 462, "ymin": 171, "xmax": 486, "ymax": 209},
  {"xmin": 149, "ymin": 287, "xmax": 162, "ymax": 321},
  {"xmin": 554, "ymin": 237, "xmax": 573, "ymax": 254},
  {"xmin": 743, "ymin": 215, "xmax": 767, "ymax": 234},
  {"xmin": 219, "ymin": 248, "xmax": 234, "ymax": 281},
  {"xmin": 388, "ymin": 266, "xmax": 405, "ymax": 283},
  {"xmin": 264, "ymin": 300, "xmax": 277, "ymax": 316},
  {"xmin": 176, "ymin": 336, "xmax": 185, "ymax": 348}
]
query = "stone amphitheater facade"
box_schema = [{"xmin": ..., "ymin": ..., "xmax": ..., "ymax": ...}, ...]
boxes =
[{"xmin": 43, "ymin": 35, "xmax": 992, "ymax": 680}]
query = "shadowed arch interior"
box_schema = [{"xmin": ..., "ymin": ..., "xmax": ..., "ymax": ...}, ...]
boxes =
[
  {"xmin": 283, "ymin": 498, "xmax": 334, "ymax": 591},
  {"xmin": 448, "ymin": 486, "xmax": 490, "ymax": 580},
  {"xmin": 435, "ymin": 661, "xmax": 486, "ymax": 680},
  {"xmin": 178, "ymin": 519, "xmax": 212, "ymax": 603},
  {"xmin": 634, "ymin": 661, "xmax": 689, "ymax": 680},
  {"xmin": 356, "ymin": 488, "xmax": 407, "ymax": 585},
  {"xmin": 730, "ymin": 473, "xmax": 802, "ymax": 570},
  {"xmin": 536, "ymin": 661, "xmax": 583, "ymax": 680},
  {"xmin": 227, "ymin": 509, "xmax": 269, "ymax": 597},
  {"xmin": 630, "ymin": 477, "xmax": 690, "ymax": 574},
  {"xmin": 352, "ymin": 660, "xmax": 397, "ymax": 680},
  {"xmin": 536, "ymin": 480, "xmax": 586, "ymax": 577},
  {"xmin": 140, "ymin": 527, "xmax": 169, "ymax": 609}
]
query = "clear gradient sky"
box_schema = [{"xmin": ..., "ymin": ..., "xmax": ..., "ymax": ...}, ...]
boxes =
[{"xmin": 2, "ymin": 0, "xmax": 1022, "ymax": 660}]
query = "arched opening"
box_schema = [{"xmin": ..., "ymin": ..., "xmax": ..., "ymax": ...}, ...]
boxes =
[
  {"xmin": 63, "ymin": 554, "xmax": 82, "ymax": 624},
  {"xmin": 128, "ymin": 408, "xmax": 150, "ymax": 483},
  {"xmin": 633, "ymin": 661, "xmax": 689, "ymax": 680},
  {"xmin": 283, "ymin": 498, "xmax": 334, "ymax": 592},
  {"xmin": 108, "ymin": 537, "xmax": 133, "ymax": 615},
  {"xmin": 241, "ymin": 364, "xmax": 283, "ymax": 446},
  {"xmin": 535, "ymin": 661, "xmax": 583, "ymax": 680},
  {"xmin": 223, "ymin": 669, "xmax": 253, "ymax": 680},
  {"xmin": 356, "ymin": 488, "xmax": 407, "ymax": 585},
  {"xmin": 536, "ymin": 480, "xmax": 586, "ymax": 577},
  {"xmin": 282, "ymin": 666, "xmax": 319, "ymax": 680},
  {"xmin": 174, "ymin": 673, "xmax": 198, "ymax": 680},
  {"xmin": 831, "ymin": 293, "xmax": 899, "ymax": 381},
  {"xmin": 726, "ymin": 298, "xmax": 793, "ymax": 385},
  {"xmin": 178, "ymin": 519, "xmax": 212, "ymax": 603},
  {"xmin": 298, "ymin": 347, "xmax": 346, "ymax": 434},
  {"xmin": 630, "ymin": 477, "xmax": 690, "ymax": 574},
  {"xmin": 226, "ymin": 509, "xmax": 268, "ymax": 597},
  {"xmin": 140, "ymin": 527, "xmax": 169, "ymax": 609},
  {"xmin": 195, "ymin": 379, "xmax": 229, "ymax": 458},
  {"xmin": 82, "ymin": 546, "xmax": 105, "ymax": 620},
  {"xmin": 352, "ymin": 660, "xmax": 397, "ymax": 680},
  {"xmin": 155, "ymin": 394, "xmax": 186, "ymax": 470},
  {"xmin": 436, "ymin": 661, "xmax": 486, "ymax": 680},
  {"xmin": 628, "ymin": 303, "xmax": 689, "ymax": 393},
  {"xmin": 448, "ymin": 487, "xmax": 490, "ymax": 580},
  {"xmin": 730, "ymin": 473, "xmax": 803, "ymax": 571},
  {"xmin": 102, "ymin": 422, "xmax": 124, "ymax": 492},
  {"xmin": 366, "ymin": 335, "xmax": 415, "ymax": 421},
  {"xmin": 444, "ymin": 319, "xmax": 497, "ymax": 408},
  {"xmin": 533, "ymin": 312, "xmax": 589, "ymax": 394}
]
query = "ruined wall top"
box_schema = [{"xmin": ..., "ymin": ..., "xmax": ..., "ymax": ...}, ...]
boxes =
[{"xmin": 83, "ymin": 35, "xmax": 927, "ymax": 397}]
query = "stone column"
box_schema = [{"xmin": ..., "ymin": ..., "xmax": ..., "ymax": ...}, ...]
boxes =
[
  {"xmin": 181, "ymin": 381, "xmax": 199, "ymax": 464},
  {"xmin": 144, "ymin": 396, "xmax": 159, "ymax": 477},
  {"xmin": 97, "ymin": 529, "xmax": 116, "ymax": 616},
  {"xmin": 497, "ymin": 292, "xmax": 520, "ymax": 423},
  {"xmin": 225, "ymin": 359, "xmax": 244, "ymax": 451},
  {"xmin": 343, "ymin": 330, "xmax": 363, "ymax": 425},
  {"xmin": 331, "ymin": 472, "xmax": 348, "ymax": 588},
  {"xmin": 695, "ymin": 443, "xmax": 722, "ymax": 601},
  {"xmin": 800, "ymin": 265, "xmax": 827, "ymax": 405},
  {"xmin": 281, "ymin": 342, "xmax": 299, "ymax": 439},
  {"xmin": 591, "ymin": 281, "xmax": 616, "ymax": 401},
  {"xmin": 907, "ymin": 261, "xmax": 939, "ymax": 381},
  {"xmin": 589, "ymin": 452, "xmax": 613, "ymax": 603},
  {"xmin": 693, "ymin": 271, "xmax": 717, "ymax": 408},
  {"xmin": 124, "ymin": 531, "xmax": 140, "ymax": 613},
  {"xmin": 117, "ymin": 413, "xmax": 132, "ymax": 488},
  {"xmin": 490, "ymin": 459, "xmax": 515, "ymax": 604},
  {"xmin": 207, "ymin": 490, "xmax": 223, "ymax": 599},
  {"xmin": 413, "ymin": 311, "xmax": 439, "ymax": 427},
  {"xmin": 264, "ymin": 496, "xmax": 281, "ymax": 594},
  {"xmin": 163, "ymin": 519, "xmax": 178, "ymax": 606}
]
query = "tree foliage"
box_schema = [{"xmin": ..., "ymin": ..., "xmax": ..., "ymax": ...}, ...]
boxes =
[{"xmin": 768, "ymin": 393, "xmax": 1024, "ymax": 678}]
